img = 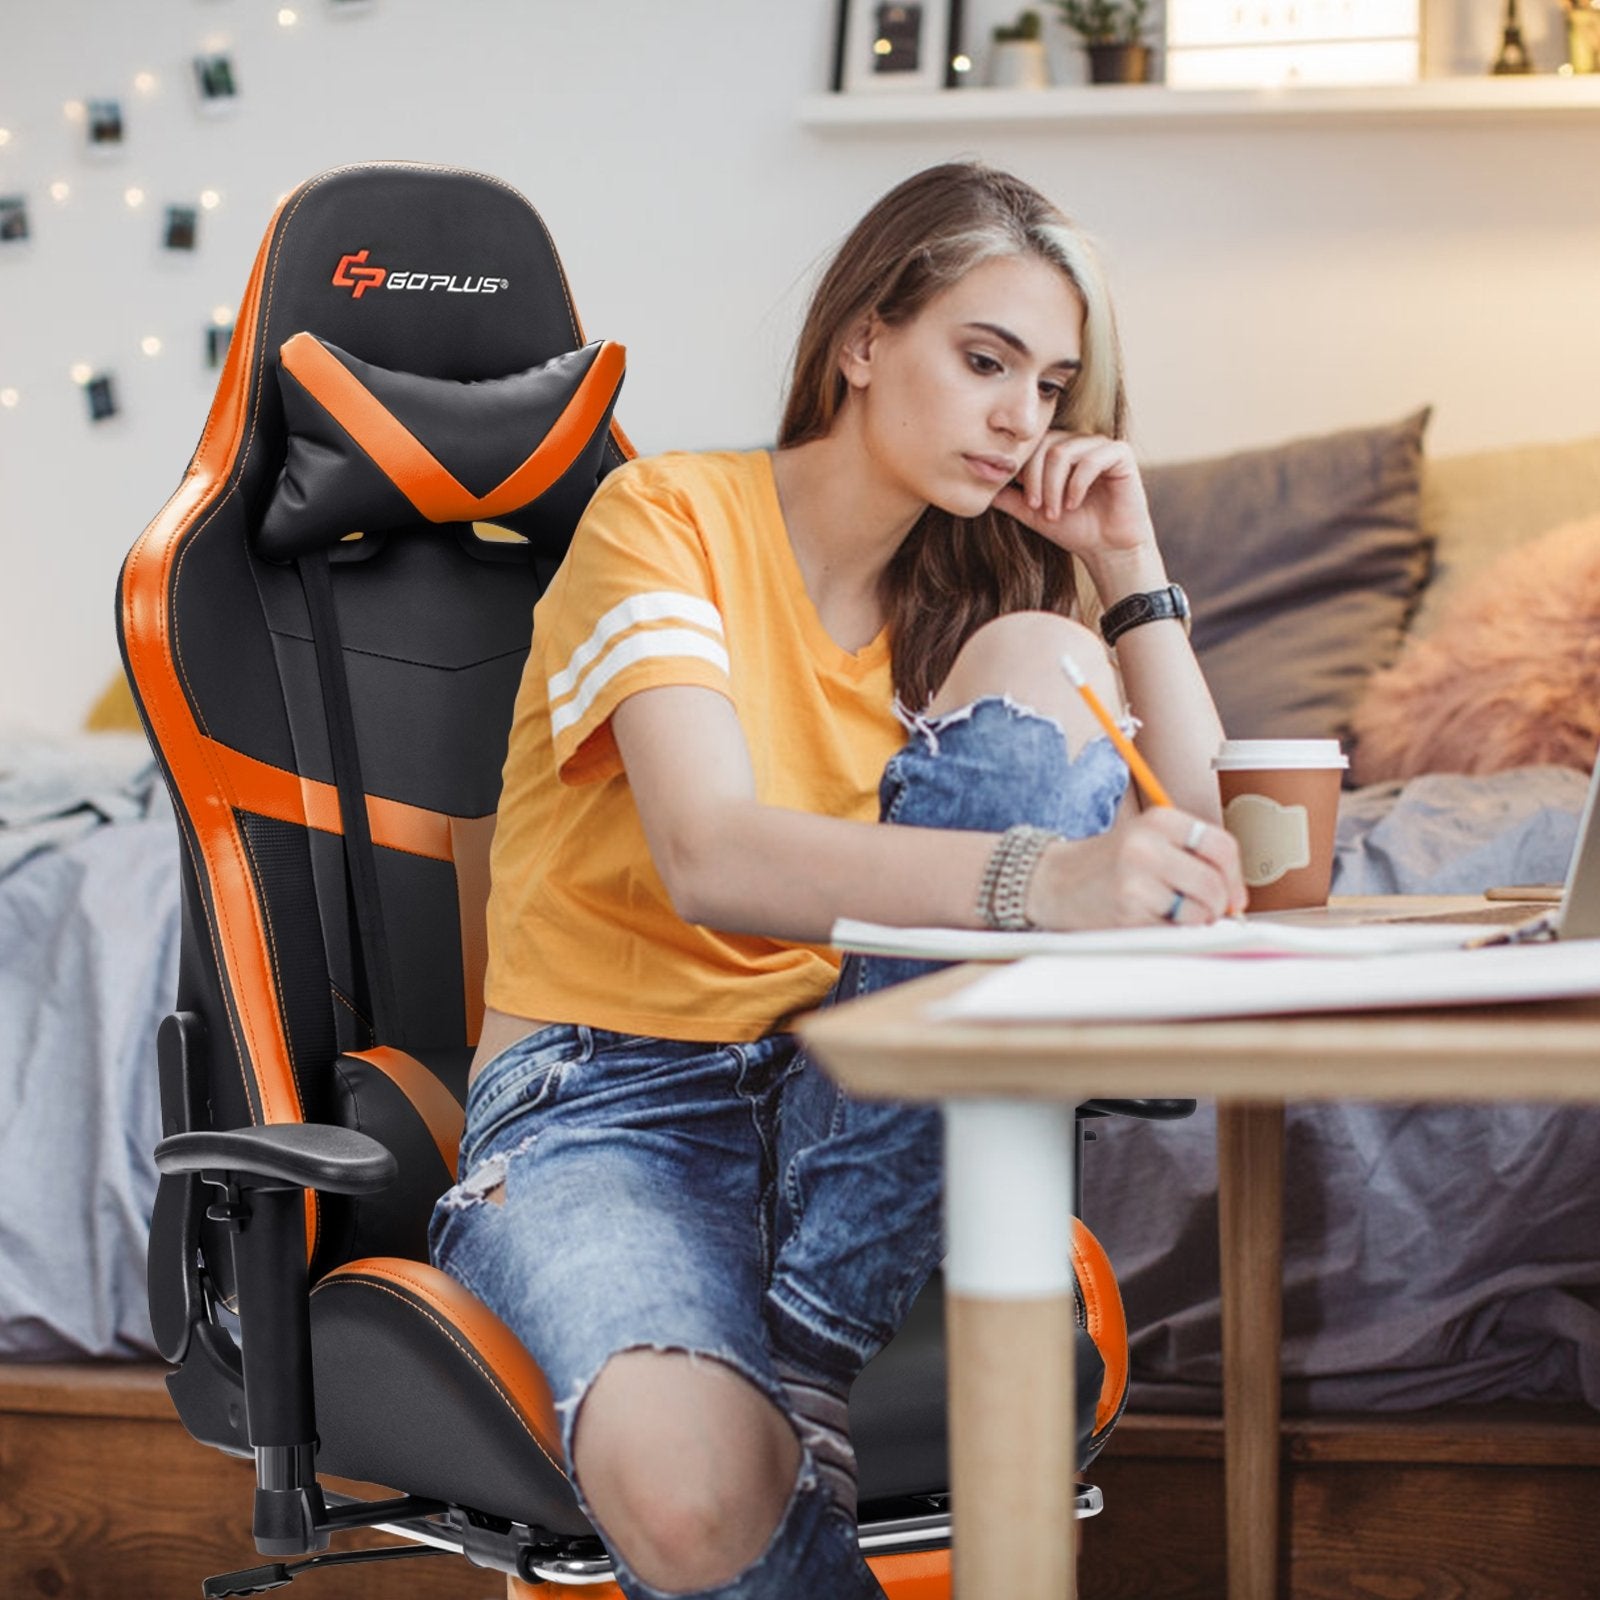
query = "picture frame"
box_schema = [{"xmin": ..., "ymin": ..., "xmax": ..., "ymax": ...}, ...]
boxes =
[
  {"xmin": 163, "ymin": 204, "xmax": 199, "ymax": 252},
  {"xmin": 192, "ymin": 52, "xmax": 240, "ymax": 114},
  {"xmin": 84, "ymin": 98, "xmax": 125, "ymax": 157},
  {"xmin": 83, "ymin": 372, "xmax": 119, "ymax": 424},
  {"xmin": 205, "ymin": 323, "xmax": 233, "ymax": 370},
  {"xmin": 0, "ymin": 195, "xmax": 30, "ymax": 245},
  {"xmin": 833, "ymin": 0, "xmax": 963, "ymax": 93}
]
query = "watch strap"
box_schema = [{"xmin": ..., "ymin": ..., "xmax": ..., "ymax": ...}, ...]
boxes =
[{"xmin": 1099, "ymin": 584, "xmax": 1190, "ymax": 647}]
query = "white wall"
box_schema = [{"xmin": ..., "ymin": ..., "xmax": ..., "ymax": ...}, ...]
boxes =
[{"xmin": 3, "ymin": 0, "xmax": 1599, "ymax": 734}]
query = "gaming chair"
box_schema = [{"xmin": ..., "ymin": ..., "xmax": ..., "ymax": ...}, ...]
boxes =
[{"xmin": 116, "ymin": 161, "xmax": 1147, "ymax": 1599}]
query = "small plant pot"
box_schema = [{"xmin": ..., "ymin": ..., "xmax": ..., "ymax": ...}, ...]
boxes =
[
  {"xmin": 990, "ymin": 38, "xmax": 1052, "ymax": 89},
  {"xmin": 1084, "ymin": 41, "xmax": 1151, "ymax": 83}
]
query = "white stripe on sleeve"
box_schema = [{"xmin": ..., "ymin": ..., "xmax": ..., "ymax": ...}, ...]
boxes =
[
  {"xmin": 549, "ymin": 627, "xmax": 732, "ymax": 739},
  {"xmin": 548, "ymin": 591, "xmax": 724, "ymax": 704}
]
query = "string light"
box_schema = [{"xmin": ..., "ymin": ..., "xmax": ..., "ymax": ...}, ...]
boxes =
[
  {"xmin": 278, "ymin": 7, "xmax": 299, "ymax": 25},
  {"xmin": 199, "ymin": 189, "xmax": 222, "ymax": 210},
  {"xmin": 69, "ymin": 363, "xmax": 93, "ymax": 385},
  {"xmin": 133, "ymin": 71, "xmax": 159, "ymax": 94},
  {"xmin": 0, "ymin": 128, "xmax": 12, "ymax": 147},
  {"xmin": 0, "ymin": 389, "xmax": 20, "ymax": 409},
  {"xmin": 124, "ymin": 186, "xmax": 145, "ymax": 208},
  {"xmin": 50, "ymin": 181, "xmax": 71, "ymax": 203},
  {"xmin": 63, "ymin": 100, "xmax": 87, "ymax": 122},
  {"xmin": 141, "ymin": 336, "xmax": 163, "ymax": 357},
  {"xmin": 211, "ymin": 305, "xmax": 234, "ymax": 326}
]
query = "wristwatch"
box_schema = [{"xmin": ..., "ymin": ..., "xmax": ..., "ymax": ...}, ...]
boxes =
[{"xmin": 1098, "ymin": 583, "xmax": 1191, "ymax": 647}]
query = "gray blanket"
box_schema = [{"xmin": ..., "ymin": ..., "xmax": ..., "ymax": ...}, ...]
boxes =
[{"xmin": 0, "ymin": 735, "xmax": 174, "ymax": 1359}]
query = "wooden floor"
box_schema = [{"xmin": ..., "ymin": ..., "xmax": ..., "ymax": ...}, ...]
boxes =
[{"xmin": 3, "ymin": 1363, "xmax": 1598, "ymax": 1599}]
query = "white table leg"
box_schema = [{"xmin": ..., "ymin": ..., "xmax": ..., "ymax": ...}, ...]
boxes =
[{"xmin": 943, "ymin": 1100, "xmax": 1078, "ymax": 1600}]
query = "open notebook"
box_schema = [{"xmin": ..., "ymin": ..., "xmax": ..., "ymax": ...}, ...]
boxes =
[{"xmin": 833, "ymin": 742, "xmax": 1600, "ymax": 965}]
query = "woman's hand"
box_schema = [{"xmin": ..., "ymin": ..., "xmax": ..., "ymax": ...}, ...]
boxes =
[
  {"xmin": 992, "ymin": 432, "xmax": 1160, "ymax": 587},
  {"xmin": 1028, "ymin": 808, "xmax": 1247, "ymax": 929}
]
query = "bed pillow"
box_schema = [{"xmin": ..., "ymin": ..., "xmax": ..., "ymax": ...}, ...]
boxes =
[
  {"xmin": 1348, "ymin": 515, "xmax": 1600, "ymax": 784},
  {"xmin": 257, "ymin": 331, "xmax": 625, "ymax": 560},
  {"xmin": 1144, "ymin": 409, "xmax": 1432, "ymax": 750}
]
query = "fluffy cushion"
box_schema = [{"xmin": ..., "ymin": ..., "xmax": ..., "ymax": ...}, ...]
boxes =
[
  {"xmin": 1349, "ymin": 516, "xmax": 1600, "ymax": 783},
  {"xmin": 258, "ymin": 332, "xmax": 625, "ymax": 560},
  {"xmin": 1145, "ymin": 409, "xmax": 1432, "ymax": 747},
  {"xmin": 1413, "ymin": 433, "xmax": 1600, "ymax": 637}
]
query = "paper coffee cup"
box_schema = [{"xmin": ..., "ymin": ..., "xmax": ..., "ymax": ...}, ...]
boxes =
[{"xmin": 1212, "ymin": 739, "xmax": 1348, "ymax": 912}]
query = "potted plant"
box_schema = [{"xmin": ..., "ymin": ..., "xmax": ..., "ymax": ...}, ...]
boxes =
[
  {"xmin": 989, "ymin": 9, "xmax": 1050, "ymax": 89},
  {"xmin": 1053, "ymin": 0, "xmax": 1152, "ymax": 83}
]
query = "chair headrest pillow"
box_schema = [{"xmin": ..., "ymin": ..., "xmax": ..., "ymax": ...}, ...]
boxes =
[{"xmin": 257, "ymin": 331, "xmax": 625, "ymax": 560}]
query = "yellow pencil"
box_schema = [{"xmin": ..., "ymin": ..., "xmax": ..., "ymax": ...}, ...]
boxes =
[{"xmin": 1060, "ymin": 652, "xmax": 1173, "ymax": 809}]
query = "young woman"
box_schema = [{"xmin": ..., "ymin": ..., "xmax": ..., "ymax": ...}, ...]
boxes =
[{"xmin": 430, "ymin": 160, "xmax": 1243, "ymax": 1600}]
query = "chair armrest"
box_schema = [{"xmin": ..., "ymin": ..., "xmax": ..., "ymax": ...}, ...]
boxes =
[{"xmin": 155, "ymin": 1123, "xmax": 397, "ymax": 1194}]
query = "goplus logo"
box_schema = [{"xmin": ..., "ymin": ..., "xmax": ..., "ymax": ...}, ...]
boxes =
[{"xmin": 331, "ymin": 249, "xmax": 510, "ymax": 300}]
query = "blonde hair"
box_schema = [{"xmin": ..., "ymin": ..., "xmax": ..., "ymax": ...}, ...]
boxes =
[{"xmin": 779, "ymin": 162, "xmax": 1128, "ymax": 709}]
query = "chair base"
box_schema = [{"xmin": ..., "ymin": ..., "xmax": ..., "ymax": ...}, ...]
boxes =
[{"xmin": 197, "ymin": 1484, "xmax": 1103, "ymax": 1595}]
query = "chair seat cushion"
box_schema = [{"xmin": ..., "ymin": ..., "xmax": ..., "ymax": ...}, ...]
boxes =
[{"xmin": 310, "ymin": 1256, "xmax": 590, "ymax": 1534}]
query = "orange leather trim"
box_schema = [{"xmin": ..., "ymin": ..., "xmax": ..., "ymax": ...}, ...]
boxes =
[
  {"xmin": 316, "ymin": 1258, "xmax": 565, "ymax": 1472},
  {"xmin": 606, "ymin": 416, "xmax": 637, "ymax": 461},
  {"xmin": 344, "ymin": 1046, "xmax": 465, "ymax": 1177},
  {"xmin": 870, "ymin": 1549, "xmax": 951, "ymax": 1597},
  {"xmin": 119, "ymin": 196, "xmax": 302, "ymax": 1133},
  {"xmin": 563, "ymin": 295, "xmax": 634, "ymax": 467},
  {"xmin": 1073, "ymin": 1217, "xmax": 1129, "ymax": 1437},
  {"xmin": 278, "ymin": 332, "xmax": 626, "ymax": 524},
  {"xmin": 201, "ymin": 737, "xmax": 460, "ymax": 862},
  {"xmin": 201, "ymin": 740, "xmax": 495, "ymax": 1044}
]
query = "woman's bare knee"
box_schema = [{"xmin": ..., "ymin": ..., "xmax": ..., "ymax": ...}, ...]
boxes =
[
  {"xmin": 927, "ymin": 612, "xmax": 1117, "ymax": 739},
  {"xmin": 571, "ymin": 1349, "xmax": 801, "ymax": 1592}
]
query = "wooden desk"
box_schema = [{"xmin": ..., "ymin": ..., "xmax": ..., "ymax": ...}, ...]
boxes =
[{"xmin": 798, "ymin": 950, "xmax": 1600, "ymax": 1599}]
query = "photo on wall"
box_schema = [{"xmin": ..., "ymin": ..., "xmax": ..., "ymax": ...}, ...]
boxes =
[
  {"xmin": 205, "ymin": 323, "xmax": 233, "ymax": 370},
  {"xmin": 192, "ymin": 52, "xmax": 240, "ymax": 112},
  {"xmin": 85, "ymin": 98, "xmax": 125, "ymax": 155},
  {"xmin": 833, "ymin": 0, "xmax": 963, "ymax": 92},
  {"xmin": 0, "ymin": 195, "xmax": 30, "ymax": 244},
  {"xmin": 83, "ymin": 372, "xmax": 118, "ymax": 423},
  {"xmin": 163, "ymin": 204, "xmax": 199, "ymax": 252}
]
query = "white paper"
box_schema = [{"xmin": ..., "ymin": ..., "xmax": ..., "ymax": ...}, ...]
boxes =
[
  {"xmin": 831, "ymin": 916, "xmax": 1485, "ymax": 963},
  {"xmin": 927, "ymin": 942, "xmax": 1600, "ymax": 1025}
]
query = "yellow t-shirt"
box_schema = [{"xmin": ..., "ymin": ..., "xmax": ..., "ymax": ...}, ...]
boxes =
[{"xmin": 484, "ymin": 449, "xmax": 901, "ymax": 1042}]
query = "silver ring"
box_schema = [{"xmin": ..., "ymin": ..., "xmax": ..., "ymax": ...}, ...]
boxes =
[
  {"xmin": 1184, "ymin": 819, "xmax": 1208, "ymax": 853},
  {"xmin": 1164, "ymin": 890, "xmax": 1186, "ymax": 923}
]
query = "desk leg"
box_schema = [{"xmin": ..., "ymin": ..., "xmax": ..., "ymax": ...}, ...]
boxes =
[
  {"xmin": 944, "ymin": 1101, "xmax": 1077, "ymax": 1600},
  {"xmin": 1217, "ymin": 1101, "xmax": 1286, "ymax": 1600}
]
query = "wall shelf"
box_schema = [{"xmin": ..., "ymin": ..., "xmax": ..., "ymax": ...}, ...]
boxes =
[{"xmin": 798, "ymin": 75, "xmax": 1600, "ymax": 132}]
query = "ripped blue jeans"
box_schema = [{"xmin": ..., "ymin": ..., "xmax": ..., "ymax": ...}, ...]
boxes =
[{"xmin": 428, "ymin": 698, "xmax": 1128, "ymax": 1600}]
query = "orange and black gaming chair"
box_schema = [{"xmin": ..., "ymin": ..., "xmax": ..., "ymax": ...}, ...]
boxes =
[{"xmin": 117, "ymin": 161, "xmax": 1141, "ymax": 1599}]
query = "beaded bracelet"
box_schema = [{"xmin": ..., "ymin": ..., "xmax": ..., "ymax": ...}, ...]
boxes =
[{"xmin": 975, "ymin": 824, "xmax": 1058, "ymax": 931}]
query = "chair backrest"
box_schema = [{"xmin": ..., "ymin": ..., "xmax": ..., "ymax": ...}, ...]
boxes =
[{"xmin": 119, "ymin": 162, "xmax": 627, "ymax": 1290}]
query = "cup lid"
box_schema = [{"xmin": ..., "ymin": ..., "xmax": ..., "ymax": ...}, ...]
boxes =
[{"xmin": 1212, "ymin": 738, "xmax": 1349, "ymax": 771}]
